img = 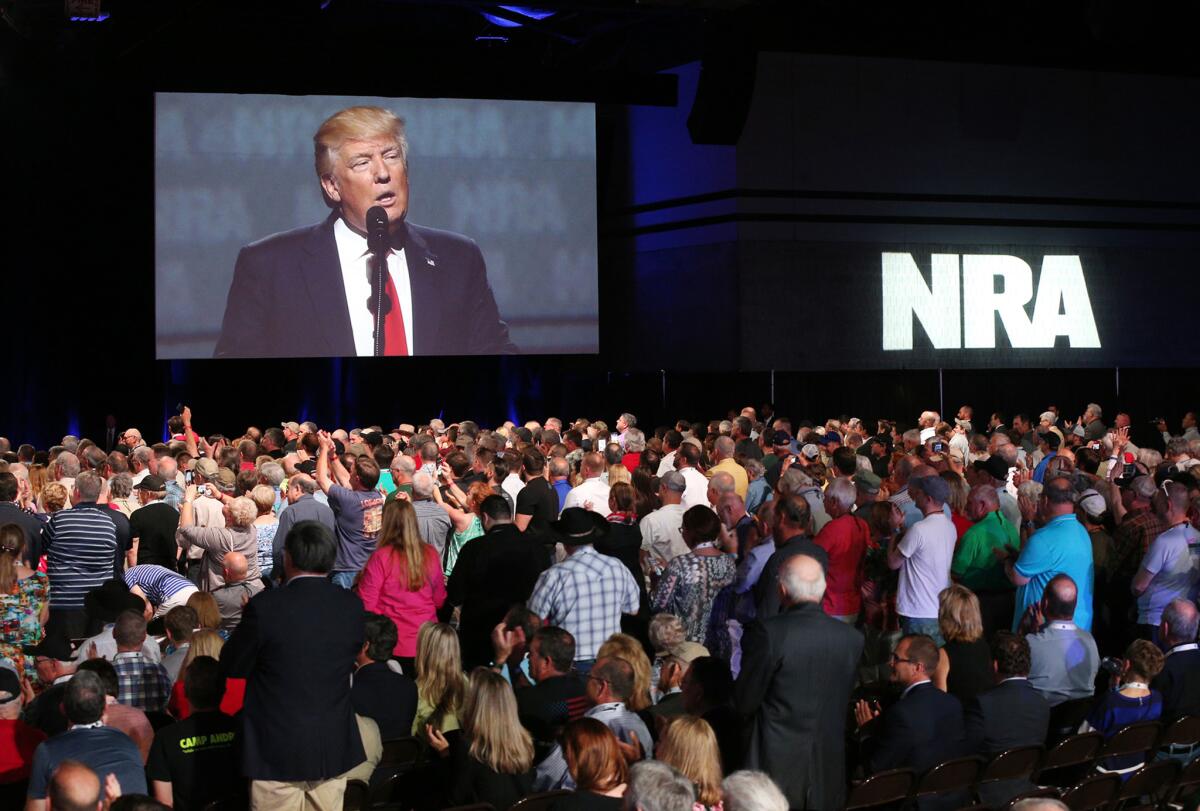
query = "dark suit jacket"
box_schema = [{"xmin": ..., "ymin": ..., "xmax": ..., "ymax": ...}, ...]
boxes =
[
  {"xmin": 863, "ymin": 682, "xmax": 966, "ymax": 776},
  {"xmin": 0, "ymin": 502, "xmax": 46, "ymax": 566},
  {"xmin": 445, "ymin": 523, "xmax": 549, "ymax": 669},
  {"xmin": 214, "ymin": 214, "xmax": 517, "ymax": 358},
  {"xmin": 735, "ymin": 602, "xmax": 864, "ymax": 810},
  {"xmin": 351, "ymin": 660, "xmax": 418, "ymax": 741},
  {"xmin": 964, "ymin": 677, "xmax": 1050, "ymax": 755},
  {"xmin": 221, "ymin": 575, "xmax": 366, "ymax": 780},
  {"xmin": 753, "ymin": 536, "xmax": 830, "ymax": 619},
  {"xmin": 1152, "ymin": 647, "xmax": 1200, "ymax": 723}
]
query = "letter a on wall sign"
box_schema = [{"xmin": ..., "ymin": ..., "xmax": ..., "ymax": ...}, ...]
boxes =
[
  {"xmin": 1030, "ymin": 256, "xmax": 1101, "ymax": 348},
  {"xmin": 882, "ymin": 252, "xmax": 960, "ymax": 350}
]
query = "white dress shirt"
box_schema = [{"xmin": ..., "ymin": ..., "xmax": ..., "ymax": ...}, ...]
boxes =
[
  {"xmin": 563, "ymin": 477, "xmax": 612, "ymax": 517},
  {"xmin": 678, "ymin": 467, "xmax": 711, "ymax": 511},
  {"xmin": 656, "ymin": 451, "xmax": 677, "ymax": 478},
  {"xmin": 333, "ymin": 217, "xmax": 415, "ymax": 356}
]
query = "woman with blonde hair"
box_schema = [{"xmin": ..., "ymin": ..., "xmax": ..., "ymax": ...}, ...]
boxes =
[
  {"xmin": 358, "ymin": 499, "xmax": 446, "ymax": 672},
  {"xmin": 186, "ymin": 591, "xmax": 225, "ymax": 638},
  {"xmin": 412, "ymin": 621, "xmax": 467, "ymax": 736},
  {"xmin": 249, "ymin": 484, "xmax": 278, "ymax": 580},
  {"xmin": 549, "ymin": 718, "xmax": 628, "ymax": 811},
  {"xmin": 607, "ymin": 466, "xmax": 632, "ymax": 488},
  {"xmin": 0, "ymin": 524, "xmax": 48, "ymax": 680},
  {"xmin": 656, "ymin": 716, "xmax": 724, "ymax": 809},
  {"xmin": 597, "ymin": 633, "xmax": 652, "ymax": 713},
  {"xmin": 933, "ymin": 584, "xmax": 992, "ymax": 703},
  {"xmin": 38, "ymin": 481, "xmax": 68, "ymax": 515},
  {"xmin": 28, "ymin": 464, "xmax": 47, "ymax": 503},
  {"xmin": 427, "ymin": 668, "xmax": 535, "ymax": 808},
  {"xmin": 166, "ymin": 629, "xmax": 247, "ymax": 718}
]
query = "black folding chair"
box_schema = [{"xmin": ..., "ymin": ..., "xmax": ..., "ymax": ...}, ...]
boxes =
[
  {"xmin": 1046, "ymin": 697, "xmax": 1093, "ymax": 745},
  {"xmin": 507, "ymin": 791, "xmax": 571, "ymax": 811},
  {"xmin": 443, "ymin": 804, "xmax": 496, "ymax": 811},
  {"xmin": 913, "ymin": 755, "xmax": 985, "ymax": 807},
  {"xmin": 1058, "ymin": 773, "xmax": 1120, "ymax": 810},
  {"xmin": 975, "ymin": 745, "xmax": 1043, "ymax": 806},
  {"xmin": 1166, "ymin": 752, "xmax": 1200, "ymax": 806},
  {"xmin": 844, "ymin": 768, "xmax": 916, "ymax": 811},
  {"xmin": 343, "ymin": 779, "xmax": 370, "ymax": 811},
  {"xmin": 1158, "ymin": 714, "xmax": 1200, "ymax": 760},
  {"xmin": 370, "ymin": 737, "xmax": 425, "ymax": 806},
  {"xmin": 1108, "ymin": 758, "xmax": 1180, "ymax": 810},
  {"xmin": 1096, "ymin": 720, "xmax": 1162, "ymax": 764},
  {"xmin": 1002, "ymin": 787, "xmax": 1060, "ymax": 810},
  {"xmin": 1035, "ymin": 732, "xmax": 1104, "ymax": 787}
]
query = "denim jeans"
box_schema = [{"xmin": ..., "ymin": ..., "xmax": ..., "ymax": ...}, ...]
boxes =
[
  {"xmin": 899, "ymin": 615, "xmax": 944, "ymax": 646},
  {"xmin": 331, "ymin": 570, "xmax": 358, "ymax": 590}
]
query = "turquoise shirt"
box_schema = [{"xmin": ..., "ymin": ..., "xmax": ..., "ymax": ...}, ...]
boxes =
[{"xmin": 1013, "ymin": 513, "xmax": 1095, "ymax": 631}]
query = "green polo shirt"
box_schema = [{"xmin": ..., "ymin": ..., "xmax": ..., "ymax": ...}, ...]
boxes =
[{"xmin": 951, "ymin": 509, "xmax": 1018, "ymax": 591}]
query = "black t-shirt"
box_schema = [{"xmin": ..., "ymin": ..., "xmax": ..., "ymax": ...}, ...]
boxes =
[
  {"xmin": 130, "ymin": 501, "xmax": 181, "ymax": 570},
  {"xmin": 515, "ymin": 478, "xmax": 558, "ymax": 537},
  {"xmin": 147, "ymin": 711, "xmax": 243, "ymax": 811}
]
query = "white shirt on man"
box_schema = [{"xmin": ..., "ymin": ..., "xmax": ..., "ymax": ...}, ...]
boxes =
[
  {"xmin": 678, "ymin": 467, "xmax": 710, "ymax": 511},
  {"xmin": 563, "ymin": 477, "xmax": 611, "ymax": 517},
  {"xmin": 333, "ymin": 217, "xmax": 415, "ymax": 356},
  {"xmin": 895, "ymin": 511, "xmax": 956, "ymax": 619},
  {"xmin": 502, "ymin": 473, "xmax": 525, "ymax": 506},
  {"xmin": 656, "ymin": 451, "xmax": 677, "ymax": 478},
  {"xmin": 639, "ymin": 503, "xmax": 688, "ymax": 565}
]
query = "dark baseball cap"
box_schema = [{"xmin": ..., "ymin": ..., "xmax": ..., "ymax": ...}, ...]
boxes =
[
  {"xmin": 133, "ymin": 474, "xmax": 167, "ymax": 491},
  {"xmin": 972, "ymin": 455, "xmax": 1011, "ymax": 482},
  {"xmin": 772, "ymin": 430, "xmax": 792, "ymax": 447},
  {"xmin": 910, "ymin": 474, "xmax": 950, "ymax": 504}
]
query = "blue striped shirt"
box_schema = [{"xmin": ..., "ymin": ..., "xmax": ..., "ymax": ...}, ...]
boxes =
[
  {"xmin": 123, "ymin": 565, "xmax": 194, "ymax": 606},
  {"xmin": 42, "ymin": 504, "xmax": 120, "ymax": 610}
]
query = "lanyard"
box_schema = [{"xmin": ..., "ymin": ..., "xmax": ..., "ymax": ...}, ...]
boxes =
[
  {"xmin": 1119, "ymin": 682, "xmax": 1149, "ymax": 691},
  {"xmin": 693, "ymin": 541, "xmax": 720, "ymax": 552}
]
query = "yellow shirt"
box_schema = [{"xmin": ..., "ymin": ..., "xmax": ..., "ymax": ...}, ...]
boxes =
[{"xmin": 707, "ymin": 458, "xmax": 749, "ymax": 500}]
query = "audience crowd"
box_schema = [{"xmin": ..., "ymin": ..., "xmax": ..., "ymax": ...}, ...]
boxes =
[{"xmin": 0, "ymin": 402, "xmax": 1197, "ymax": 809}]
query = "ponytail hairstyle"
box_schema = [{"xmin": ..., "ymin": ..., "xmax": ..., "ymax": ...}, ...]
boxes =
[{"xmin": 0, "ymin": 524, "xmax": 23, "ymax": 594}]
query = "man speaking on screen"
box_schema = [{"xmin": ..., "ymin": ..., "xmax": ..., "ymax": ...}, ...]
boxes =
[{"xmin": 214, "ymin": 105, "xmax": 517, "ymax": 358}]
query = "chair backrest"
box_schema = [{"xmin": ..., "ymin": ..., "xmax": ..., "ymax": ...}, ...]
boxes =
[
  {"xmin": 507, "ymin": 790, "xmax": 572, "ymax": 811},
  {"xmin": 1168, "ymin": 755, "xmax": 1200, "ymax": 805},
  {"xmin": 1097, "ymin": 720, "xmax": 1162, "ymax": 759},
  {"xmin": 343, "ymin": 779, "xmax": 370, "ymax": 811},
  {"xmin": 380, "ymin": 736, "xmax": 422, "ymax": 768},
  {"xmin": 1003, "ymin": 787, "xmax": 1060, "ymax": 810},
  {"xmin": 443, "ymin": 805, "xmax": 496, "ymax": 811},
  {"xmin": 1160, "ymin": 714, "xmax": 1200, "ymax": 746},
  {"xmin": 844, "ymin": 769, "xmax": 916, "ymax": 811},
  {"xmin": 1047, "ymin": 697, "xmax": 1093, "ymax": 737},
  {"xmin": 979, "ymin": 745, "xmax": 1044, "ymax": 783},
  {"xmin": 1059, "ymin": 774, "xmax": 1121, "ymax": 811},
  {"xmin": 1115, "ymin": 759, "xmax": 1181, "ymax": 807},
  {"xmin": 914, "ymin": 756, "xmax": 985, "ymax": 797},
  {"xmin": 1040, "ymin": 732, "xmax": 1104, "ymax": 771}
]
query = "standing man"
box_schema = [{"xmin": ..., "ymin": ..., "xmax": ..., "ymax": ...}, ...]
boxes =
[
  {"xmin": 221, "ymin": 521, "xmax": 366, "ymax": 809},
  {"xmin": 639, "ymin": 472, "xmax": 689, "ymax": 572},
  {"xmin": 562, "ymin": 453, "xmax": 611, "ymax": 517},
  {"xmin": 736, "ymin": 555, "xmax": 863, "ymax": 810},
  {"xmin": 888, "ymin": 472, "xmax": 956, "ymax": 643},
  {"xmin": 129, "ymin": 475, "xmax": 180, "ymax": 570},
  {"xmin": 314, "ymin": 431, "xmax": 384, "ymax": 589},
  {"xmin": 1131, "ymin": 481, "xmax": 1200, "ymax": 644}
]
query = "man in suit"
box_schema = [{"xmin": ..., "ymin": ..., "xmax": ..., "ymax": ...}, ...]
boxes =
[
  {"xmin": 964, "ymin": 631, "xmax": 1050, "ymax": 804},
  {"xmin": 736, "ymin": 554, "xmax": 863, "ymax": 810},
  {"xmin": 1153, "ymin": 598, "xmax": 1200, "ymax": 762},
  {"xmin": 221, "ymin": 520, "xmax": 366, "ymax": 809},
  {"xmin": 214, "ymin": 105, "xmax": 516, "ymax": 358},
  {"xmin": 856, "ymin": 634, "xmax": 966, "ymax": 802},
  {"xmin": 351, "ymin": 613, "xmax": 417, "ymax": 741}
]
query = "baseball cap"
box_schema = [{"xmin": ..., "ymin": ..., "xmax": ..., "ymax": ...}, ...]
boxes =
[
  {"xmin": 1077, "ymin": 488, "xmax": 1107, "ymax": 518},
  {"xmin": 818, "ymin": 432, "xmax": 841, "ymax": 446},
  {"xmin": 193, "ymin": 458, "xmax": 219, "ymax": 480},
  {"xmin": 909, "ymin": 474, "xmax": 950, "ymax": 504},
  {"xmin": 772, "ymin": 430, "xmax": 793, "ymax": 447},
  {"xmin": 667, "ymin": 641, "xmax": 709, "ymax": 664},
  {"xmin": 397, "ymin": 423, "xmax": 415, "ymax": 435},
  {"xmin": 661, "ymin": 471, "xmax": 687, "ymax": 493},
  {"xmin": 0, "ymin": 663, "xmax": 19, "ymax": 703},
  {"xmin": 281, "ymin": 421, "xmax": 301, "ymax": 433},
  {"xmin": 855, "ymin": 471, "xmax": 882, "ymax": 494},
  {"xmin": 213, "ymin": 468, "xmax": 237, "ymax": 490},
  {"xmin": 800, "ymin": 443, "xmax": 820, "ymax": 460},
  {"xmin": 133, "ymin": 474, "xmax": 167, "ymax": 491},
  {"xmin": 430, "ymin": 419, "xmax": 447, "ymax": 434}
]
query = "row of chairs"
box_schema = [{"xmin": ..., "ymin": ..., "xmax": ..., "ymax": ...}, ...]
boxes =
[{"xmin": 846, "ymin": 716, "xmax": 1200, "ymax": 811}]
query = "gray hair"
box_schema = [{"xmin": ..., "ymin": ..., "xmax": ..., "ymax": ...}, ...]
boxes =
[
  {"xmin": 713, "ymin": 436, "xmax": 735, "ymax": 459},
  {"xmin": 625, "ymin": 427, "xmax": 646, "ymax": 453},
  {"xmin": 825, "ymin": 477, "xmax": 857, "ymax": 510},
  {"xmin": 74, "ymin": 470, "xmax": 102, "ymax": 502},
  {"xmin": 855, "ymin": 455, "xmax": 874, "ymax": 474},
  {"xmin": 227, "ymin": 496, "xmax": 257, "ymax": 528},
  {"xmin": 624, "ymin": 761, "xmax": 696, "ymax": 811},
  {"xmin": 721, "ymin": 771, "xmax": 788, "ymax": 811},
  {"xmin": 1085, "ymin": 403, "xmax": 1103, "ymax": 418},
  {"xmin": 996, "ymin": 444, "xmax": 1019, "ymax": 465},
  {"xmin": 1016, "ymin": 480, "xmax": 1043, "ymax": 502},
  {"xmin": 412, "ymin": 471, "xmax": 435, "ymax": 500},
  {"xmin": 647, "ymin": 613, "xmax": 686, "ymax": 652},
  {"xmin": 778, "ymin": 468, "xmax": 815, "ymax": 494},
  {"xmin": 260, "ymin": 462, "xmax": 285, "ymax": 487},
  {"xmin": 1137, "ymin": 448, "xmax": 1163, "ymax": 469},
  {"xmin": 1162, "ymin": 598, "xmax": 1200, "ymax": 645},
  {"xmin": 902, "ymin": 428, "xmax": 922, "ymax": 445},
  {"xmin": 1009, "ymin": 799, "xmax": 1069, "ymax": 811},
  {"xmin": 392, "ymin": 455, "xmax": 416, "ymax": 476},
  {"xmin": 709, "ymin": 471, "xmax": 736, "ymax": 497},
  {"xmin": 290, "ymin": 474, "xmax": 319, "ymax": 496},
  {"xmin": 61, "ymin": 435, "xmax": 80, "ymax": 453},
  {"xmin": 1167, "ymin": 437, "xmax": 1191, "ymax": 458},
  {"xmin": 55, "ymin": 452, "xmax": 81, "ymax": 479},
  {"xmin": 744, "ymin": 458, "xmax": 766, "ymax": 479},
  {"xmin": 968, "ymin": 484, "xmax": 1000, "ymax": 509},
  {"xmin": 619, "ymin": 412, "xmax": 638, "ymax": 429},
  {"xmin": 130, "ymin": 446, "xmax": 154, "ymax": 469},
  {"xmin": 549, "ymin": 457, "xmax": 569, "ymax": 478},
  {"xmin": 780, "ymin": 554, "xmax": 825, "ymax": 604},
  {"xmin": 109, "ymin": 473, "xmax": 133, "ymax": 499}
]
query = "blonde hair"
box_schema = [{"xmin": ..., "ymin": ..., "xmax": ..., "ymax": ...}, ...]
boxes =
[
  {"xmin": 183, "ymin": 629, "xmax": 225, "ymax": 670},
  {"xmin": 40, "ymin": 482, "xmax": 68, "ymax": 514},
  {"xmin": 461, "ymin": 668, "xmax": 534, "ymax": 774},
  {"xmin": 0, "ymin": 524, "xmax": 23, "ymax": 594},
  {"xmin": 249, "ymin": 485, "xmax": 276, "ymax": 515},
  {"xmin": 607, "ymin": 466, "xmax": 631, "ymax": 487},
  {"xmin": 377, "ymin": 499, "xmax": 429, "ymax": 591},
  {"xmin": 648, "ymin": 614, "xmax": 686, "ymax": 654},
  {"xmin": 596, "ymin": 633, "xmax": 652, "ymax": 712},
  {"xmin": 938, "ymin": 584, "xmax": 984, "ymax": 643},
  {"xmin": 657, "ymin": 716, "xmax": 723, "ymax": 807},
  {"xmin": 227, "ymin": 496, "xmax": 257, "ymax": 528},
  {"xmin": 415, "ymin": 622, "xmax": 464, "ymax": 730},
  {"xmin": 314, "ymin": 106, "xmax": 409, "ymax": 179},
  {"xmin": 186, "ymin": 592, "xmax": 222, "ymax": 632},
  {"xmin": 29, "ymin": 464, "xmax": 46, "ymax": 500}
]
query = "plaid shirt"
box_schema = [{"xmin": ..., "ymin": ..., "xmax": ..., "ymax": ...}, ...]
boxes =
[
  {"xmin": 527, "ymin": 545, "xmax": 639, "ymax": 661},
  {"xmin": 1113, "ymin": 508, "xmax": 1169, "ymax": 579},
  {"xmin": 112, "ymin": 651, "xmax": 171, "ymax": 712}
]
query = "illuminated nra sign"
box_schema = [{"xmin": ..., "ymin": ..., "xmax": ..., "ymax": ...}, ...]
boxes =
[{"xmin": 882, "ymin": 253, "xmax": 1101, "ymax": 351}]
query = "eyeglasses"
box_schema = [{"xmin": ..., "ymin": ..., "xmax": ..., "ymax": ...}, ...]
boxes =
[{"xmin": 889, "ymin": 653, "xmax": 919, "ymax": 666}]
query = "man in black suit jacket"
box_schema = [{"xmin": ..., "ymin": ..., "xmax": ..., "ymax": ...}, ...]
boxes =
[
  {"xmin": 964, "ymin": 632, "xmax": 1050, "ymax": 804},
  {"xmin": 0, "ymin": 472, "xmax": 46, "ymax": 565},
  {"xmin": 1154, "ymin": 598, "xmax": 1200, "ymax": 742},
  {"xmin": 214, "ymin": 105, "xmax": 516, "ymax": 359},
  {"xmin": 352, "ymin": 613, "xmax": 418, "ymax": 741},
  {"xmin": 221, "ymin": 520, "xmax": 366, "ymax": 808},
  {"xmin": 856, "ymin": 634, "xmax": 967, "ymax": 807},
  {"xmin": 446, "ymin": 495, "xmax": 549, "ymax": 668},
  {"xmin": 736, "ymin": 553, "xmax": 863, "ymax": 810}
]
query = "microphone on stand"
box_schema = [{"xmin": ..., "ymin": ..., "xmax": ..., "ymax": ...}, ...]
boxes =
[{"xmin": 366, "ymin": 206, "xmax": 391, "ymax": 356}]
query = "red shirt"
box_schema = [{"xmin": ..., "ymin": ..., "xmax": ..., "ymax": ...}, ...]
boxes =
[
  {"xmin": 168, "ymin": 677, "xmax": 247, "ymax": 720},
  {"xmin": 0, "ymin": 718, "xmax": 46, "ymax": 784},
  {"xmin": 813, "ymin": 513, "xmax": 869, "ymax": 616},
  {"xmin": 621, "ymin": 453, "xmax": 641, "ymax": 474},
  {"xmin": 950, "ymin": 511, "xmax": 973, "ymax": 541}
]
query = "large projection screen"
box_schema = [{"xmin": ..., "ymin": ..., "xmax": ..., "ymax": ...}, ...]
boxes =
[{"xmin": 155, "ymin": 93, "xmax": 599, "ymax": 359}]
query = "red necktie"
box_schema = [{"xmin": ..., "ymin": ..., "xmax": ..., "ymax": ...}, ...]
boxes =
[{"xmin": 383, "ymin": 272, "xmax": 408, "ymax": 356}]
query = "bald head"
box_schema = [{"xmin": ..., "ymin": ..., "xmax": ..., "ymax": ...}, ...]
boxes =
[
  {"xmin": 708, "ymin": 471, "xmax": 736, "ymax": 503},
  {"xmin": 779, "ymin": 554, "xmax": 826, "ymax": 606},
  {"xmin": 1043, "ymin": 574, "xmax": 1078, "ymax": 621},
  {"xmin": 581, "ymin": 452, "xmax": 605, "ymax": 478},
  {"xmin": 223, "ymin": 551, "xmax": 249, "ymax": 583},
  {"xmin": 48, "ymin": 760, "xmax": 101, "ymax": 811},
  {"xmin": 1162, "ymin": 598, "xmax": 1200, "ymax": 647}
]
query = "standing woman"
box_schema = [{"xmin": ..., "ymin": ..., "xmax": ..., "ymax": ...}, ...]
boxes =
[
  {"xmin": 433, "ymin": 474, "xmax": 490, "ymax": 580},
  {"xmin": 249, "ymin": 485, "xmax": 279, "ymax": 582},
  {"xmin": 650, "ymin": 506, "xmax": 736, "ymax": 645},
  {"xmin": 0, "ymin": 524, "xmax": 48, "ymax": 680},
  {"xmin": 357, "ymin": 499, "xmax": 446, "ymax": 673},
  {"xmin": 596, "ymin": 483, "xmax": 649, "ymax": 646}
]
